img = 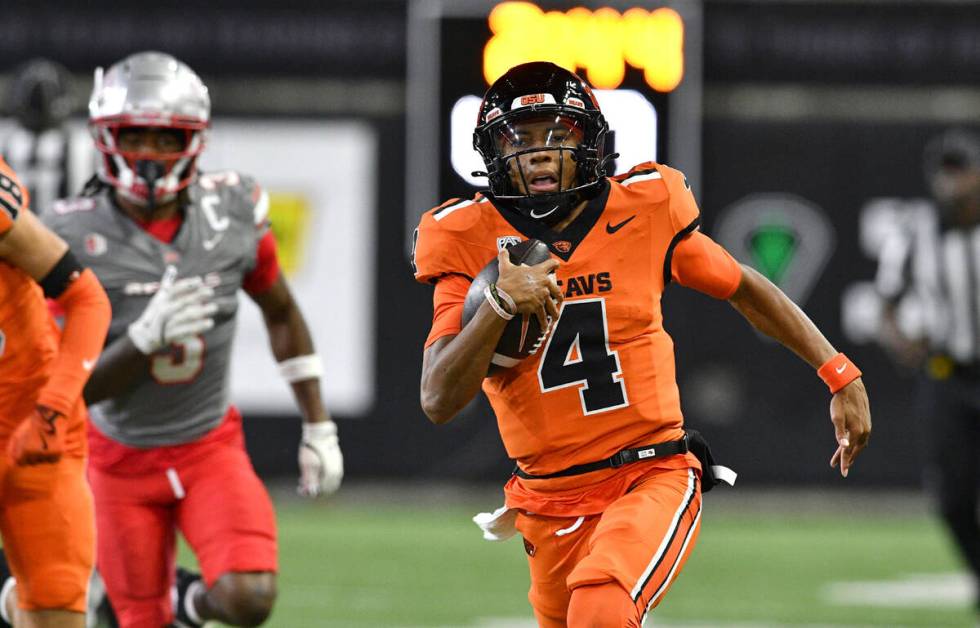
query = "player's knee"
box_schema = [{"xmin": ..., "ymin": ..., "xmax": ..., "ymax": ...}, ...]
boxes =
[
  {"xmin": 567, "ymin": 582, "xmax": 640, "ymax": 628},
  {"xmin": 212, "ymin": 573, "xmax": 277, "ymax": 626},
  {"xmin": 17, "ymin": 566, "xmax": 88, "ymax": 610}
]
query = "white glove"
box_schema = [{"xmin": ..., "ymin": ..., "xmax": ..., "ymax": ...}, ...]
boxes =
[
  {"xmin": 298, "ymin": 421, "xmax": 344, "ymax": 498},
  {"xmin": 128, "ymin": 266, "xmax": 219, "ymax": 355}
]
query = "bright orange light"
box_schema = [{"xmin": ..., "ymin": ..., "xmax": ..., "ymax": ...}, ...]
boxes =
[
  {"xmin": 645, "ymin": 8, "xmax": 684, "ymax": 91},
  {"xmin": 483, "ymin": 3, "xmax": 684, "ymax": 92}
]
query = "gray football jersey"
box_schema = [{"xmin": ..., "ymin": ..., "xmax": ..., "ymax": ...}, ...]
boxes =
[{"xmin": 43, "ymin": 171, "xmax": 267, "ymax": 447}]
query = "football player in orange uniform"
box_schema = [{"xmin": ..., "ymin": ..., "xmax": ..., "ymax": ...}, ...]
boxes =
[
  {"xmin": 0, "ymin": 157, "xmax": 110, "ymax": 628},
  {"xmin": 414, "ymin": 62, "xmax": 872, "ymax": 627}
]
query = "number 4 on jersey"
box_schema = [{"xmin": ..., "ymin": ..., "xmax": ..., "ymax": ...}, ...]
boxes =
[{"xmin": 537, "ymin": 298, "xmax": 629, "ymax": 415}]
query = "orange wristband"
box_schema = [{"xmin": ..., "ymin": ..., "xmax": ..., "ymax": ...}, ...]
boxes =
[{"xmin": 817, "ymin": 353, "xmax": 862, "ymax": 394}]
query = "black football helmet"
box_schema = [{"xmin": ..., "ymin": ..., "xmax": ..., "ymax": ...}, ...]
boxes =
[
  {"xmin": 923, "ymin": 128, "xmax": 980, "ymax": 218},
  {"xmin": 4, "ymin": 58, "xmax": 73, "ymax": 133},
  {"xmin": 473, "ymin": 62, "xmax": 612, "ymax": 226}
]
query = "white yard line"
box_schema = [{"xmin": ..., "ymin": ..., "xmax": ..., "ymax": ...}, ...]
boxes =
[{"xmin": 822, "ymin": 571, "xmax": 974, "ymax": 608}]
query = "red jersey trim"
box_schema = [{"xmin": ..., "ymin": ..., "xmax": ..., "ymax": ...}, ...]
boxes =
[{"xmin": 243, "ymin": 230, "xmax": 281, "ymax": 296}]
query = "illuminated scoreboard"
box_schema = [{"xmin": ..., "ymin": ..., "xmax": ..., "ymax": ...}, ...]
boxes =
[{"xmin": 406, "ymin": 0, "xmax": 703, "ymax": 239}]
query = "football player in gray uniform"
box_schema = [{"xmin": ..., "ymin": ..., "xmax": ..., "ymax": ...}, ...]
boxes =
[{"xmin": 42, "ymin": 51, "xmax": 343, "ymax": 628}]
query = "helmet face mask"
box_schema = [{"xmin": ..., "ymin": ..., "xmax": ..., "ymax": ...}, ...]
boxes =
[
  {"xmin": 474, "ymin": 62, "xmax": 611, "ymax": 227},
  {"xmin": 491, "ymin": 113, "xmax": 587, "ymax": 220},
  {"xmin": 88, "ymin": 51, "xmax": 210, "ymax": 210}
]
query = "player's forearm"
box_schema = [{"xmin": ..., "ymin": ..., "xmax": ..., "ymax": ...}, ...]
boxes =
[
  {"xmin": 83, "ymin": 335, "xmax": 151, "ymax": 405},
  {"xmin": 262, "ymin": 297, "xmax": 314, "ymax": 360},
  {"xmin": 420, "ymin": 302, "xmax": 507, "ymax": 424},
  {"xmin": 262, "ymin": 301, "xmax": 331, "ymax": 423},
  {"xmin": 38, "ymin": 269, "xmax": 111, "ymax": 414},
  {"xmin": 728, "ymin": 264, "xmax": 836, "ymax": 368}
]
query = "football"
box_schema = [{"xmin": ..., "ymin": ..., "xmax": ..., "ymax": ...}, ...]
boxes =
[{"xmin": 461, "ymin": 238, "xmax": 555, "ymax": 368}]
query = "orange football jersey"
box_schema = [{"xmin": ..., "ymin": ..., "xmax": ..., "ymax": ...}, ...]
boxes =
[
  {"xmin": 0, "ymin": 159, "xmax": 61, "ymax": 438},
  {"xmin": 414, "ymin": 162, "xmax": 738, "ymax": 481}
]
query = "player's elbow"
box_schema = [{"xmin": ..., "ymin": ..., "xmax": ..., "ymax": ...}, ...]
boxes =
[{"xmin": 420, "ymin": 386, "xmax": 458, "ymax": 425}]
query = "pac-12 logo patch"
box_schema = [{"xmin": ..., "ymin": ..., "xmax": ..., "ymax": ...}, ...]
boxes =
[{"xmin": 497, "ymin": 235, "xmax": 521, "ymax": 251}]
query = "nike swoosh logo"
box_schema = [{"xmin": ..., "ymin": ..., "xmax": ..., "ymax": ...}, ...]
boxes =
[
  {"xmin": 82, "ymin": 358, "xmax": 96, "ymax": 371},
  {"xmin": 606, "ymin": 215, "xmax": 636, "ymax": 234},
  {"xmin": 202, "ymin": 233, "xmax": 224, "ymax": 250},
  {"xmin": 835, "ymin": 364, "xmax": 847, "ymax": 374},
  {"xmin": 530, "ymin": 207, "xmax": 558, "ymax": 219}
]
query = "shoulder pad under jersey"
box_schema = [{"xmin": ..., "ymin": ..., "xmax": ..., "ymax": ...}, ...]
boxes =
[
  {"xmin": 196, "ymin": 170, "xmax": 268, "ymax": 230},
  {"xmin": 412, "ymin": 193, "xmax": 493, "ymax": 283}
]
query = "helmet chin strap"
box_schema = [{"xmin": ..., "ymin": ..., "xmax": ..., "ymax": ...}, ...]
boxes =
[{"xmin": 136, "ymin": 160, "xmax": 164, "ymax": 213}]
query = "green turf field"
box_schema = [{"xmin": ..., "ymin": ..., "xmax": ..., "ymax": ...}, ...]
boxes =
[{"xmin": 183, "ymin": 487, "xmax": 976, "ymax": 628}]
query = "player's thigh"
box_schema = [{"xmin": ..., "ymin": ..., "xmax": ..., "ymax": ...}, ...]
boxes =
[
  {"xmin": 176, "ymin": 440, "xmax": 278, "ymax": 585},
  {"xmin": 86, "ymin": 463, "xmax": 177, "ymax": 626},
  {"xmin": 0, "ymin": 457, "xmax": 93, "ymax": 613},
  {"xmin": 513, "ymin": 510, "xmax": 597, "ymax": 624},
  {"xmin": 569, "ymin": 467, "xmax": 702, "ymax": 619}
]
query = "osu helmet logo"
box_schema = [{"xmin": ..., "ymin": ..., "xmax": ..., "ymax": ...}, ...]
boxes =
[{"xmin": 519, "ymin": 94, "xmax": 546, "ymax": 106}]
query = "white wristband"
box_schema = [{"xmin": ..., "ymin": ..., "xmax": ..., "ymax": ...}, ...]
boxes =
[
  {"xmin": 278, "ymin": 355, "xmax": 323, "ymax": 383},
  {"xmin": 495, "ymin": 286, "xmax": 517, "ymax": 314},
  {"xmin": 302, "ymin": 420, "xmax": 337, "ymax": 441},
  {"xmin": 484, "ymin": 285, "xmax": 515, "ymax": 320}
]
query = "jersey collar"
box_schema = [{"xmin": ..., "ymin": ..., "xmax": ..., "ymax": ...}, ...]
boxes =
[{"xmin": 488, "ymin": 180, "xmax": 610, "ymax": 261}]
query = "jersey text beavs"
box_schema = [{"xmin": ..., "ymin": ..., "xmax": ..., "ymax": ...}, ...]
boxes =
[
  {"xmin": 414, "ymin": 162, "xmax": 701, "ymax": 477},
  {"xmin": 43, "ymin": 171, "xmax": 268, "ymax": 447}
]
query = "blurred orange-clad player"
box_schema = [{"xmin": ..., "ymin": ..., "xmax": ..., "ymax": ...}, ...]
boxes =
[{"xmin": 0, "ymin": 157, "xmax": 110, "ymax": 628}]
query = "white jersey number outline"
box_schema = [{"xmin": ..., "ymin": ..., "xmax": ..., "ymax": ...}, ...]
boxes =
[
  {"xmin": 537, "ymin": 298, "xmax": 629, "ymax": 415},
  {"xmin": 150, "ymin": 335, "xmax": 205, "ymax": 385}
]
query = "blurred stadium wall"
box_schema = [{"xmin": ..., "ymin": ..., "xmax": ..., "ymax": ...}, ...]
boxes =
[{"xmin": 2, "ymin": 0, "xmax": 978, "ymax": 487}]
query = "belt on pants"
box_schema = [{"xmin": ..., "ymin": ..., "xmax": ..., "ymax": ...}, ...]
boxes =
[{"xmin": 512, "ymin": 436, "xmax": 689, "ymax": 480}]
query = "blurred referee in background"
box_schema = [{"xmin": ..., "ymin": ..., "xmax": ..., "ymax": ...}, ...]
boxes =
[
  {"xmin": 876, "ymin": 128, "xmax": 980, "ymax": 615},
  {"xmin": 1, "ymin": 58, "xmax": 78, "ymax": 212}
]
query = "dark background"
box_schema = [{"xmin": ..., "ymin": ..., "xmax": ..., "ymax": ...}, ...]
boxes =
[{"xmin": 3, "ymin": 0, "xmax": 975, "ymax": 488}]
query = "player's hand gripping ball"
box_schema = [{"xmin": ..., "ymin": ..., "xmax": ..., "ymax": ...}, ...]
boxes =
[
  {"xmin": 298, "ymin": 421, "xmax": 344, "ymax": 498},
  {"xmin": 462, "ymin": 238, "xmax": 558, "ymax": 368}
]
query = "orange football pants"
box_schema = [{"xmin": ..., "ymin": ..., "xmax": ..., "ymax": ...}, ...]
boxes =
[
  {"xmin": 0, "ymin": 454, "xmax": 94, "ymax": 612},
  {"xmin": 514, "ymin": 466, "xmax": 702, "ymax": 627}
]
